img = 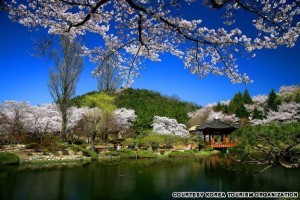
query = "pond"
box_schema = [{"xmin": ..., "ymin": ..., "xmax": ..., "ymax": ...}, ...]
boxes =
[{"xmin": 0, "ymin": 157, "xmax": 299, "ymax": 200}]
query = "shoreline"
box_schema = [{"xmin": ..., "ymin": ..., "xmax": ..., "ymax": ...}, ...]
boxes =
[{"xmin": 0, "ymin": 149, "xmax": 221, "ymax": 168}]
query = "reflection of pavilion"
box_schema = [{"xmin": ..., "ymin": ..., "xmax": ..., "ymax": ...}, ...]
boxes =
[{"xmin": 196, "ymin": 119, "xmax": 238, "ymax": 148}]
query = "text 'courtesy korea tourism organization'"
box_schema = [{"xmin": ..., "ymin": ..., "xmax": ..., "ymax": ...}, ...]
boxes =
[{"xmin": 172, "ymin": 192, "xmax": 299, "ymax": 199}]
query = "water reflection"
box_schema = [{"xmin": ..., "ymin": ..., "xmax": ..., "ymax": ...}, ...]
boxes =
[{"xmin": 0, "ymin": 158, "xmax": 299, "ymax": 200}]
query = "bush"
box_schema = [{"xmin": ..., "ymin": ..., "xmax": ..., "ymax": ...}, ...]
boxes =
[
  {"xmin": 72, "ymin": 144, "xmax": 98, "ymax": 160},
  {"xmin": 140, "ymin": 135, "xmax": 164, "ymax": 151},
  {"xmin": 26, "ymin": 143, "xmax": 43, "ymax": 152},
  {"xmin": 203, "ymin": 146, "xmax": 214, "ymax": 151},
  {"xmin": 118, "ymin": 149, "xmax": 137, "ymax": 158},
  {"xmin": 122, "ymin": 138, "xmax": 136, "ymax": 146},
  {"xmin": 0, "ymin": 153, "xmax": 19, "ymax": 165},
  {"xmin": 168, "ymin": 150, "xmax": 194, "ymax": 157},
  {"xmin": 138, "ymin": 150, "xmax": 157, "ymax": 158},
  {"xmin": 108, "ymin": 149, "xmax": 137, "ymax": 158}
]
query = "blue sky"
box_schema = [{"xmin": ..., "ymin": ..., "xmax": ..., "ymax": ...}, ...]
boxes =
[{"xmin": 0, "ymin": 6, "xmax": 299, "ymax": 106}]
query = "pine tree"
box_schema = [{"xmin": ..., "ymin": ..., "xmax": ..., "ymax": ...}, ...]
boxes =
[
  {"xmin": 267, "ymin": 89, "xmax": 281, "ymax": 111},
  {"xmin": 229, "ymin": 91, "xmax": 249, "ymax": 118},
  {"xmin": 243, "ymin": 89, "xmax": 253, "ymax": 104},
  {"xmin": 252, "ymin": 107, "xmax": 264, "ymax": 120}
]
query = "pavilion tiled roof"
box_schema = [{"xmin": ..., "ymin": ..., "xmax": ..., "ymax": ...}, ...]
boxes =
[{"xmin": 196, "ymin": 119, "xmax": 238, "ymax": 131}]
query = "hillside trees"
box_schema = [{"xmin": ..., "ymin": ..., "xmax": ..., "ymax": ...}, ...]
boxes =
[
  {"xmin": 115, "ymin": 88, "xmax": 200, "ymax": 132},
  {"xmin": 6, "ymin": 0, "xmax": 300, "ymax": 85},
  {"xmin": 189, "ymin": 86, "xmax": 300, "ymax": 126},
  {"xmin": 48, "ymin": 36, "xmax": 84, "ymax": 140}
]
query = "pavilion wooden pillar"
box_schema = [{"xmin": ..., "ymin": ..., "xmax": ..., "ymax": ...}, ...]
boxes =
[
  {"xmin": 225, "ymin": 134, "xmax": 229, "ymax": 143},
  {"xmin": 204, "ymin": 134, "xmax": 206, "ymax": 142},
  {"xmin": 211, "ymin": 135, "xmax": 215, "ymax": 144}
]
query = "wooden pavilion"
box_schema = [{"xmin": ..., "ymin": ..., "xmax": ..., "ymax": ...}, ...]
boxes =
[{"xmin": 196, "ymin": 119, "xmax": 238, "ymax": 148}]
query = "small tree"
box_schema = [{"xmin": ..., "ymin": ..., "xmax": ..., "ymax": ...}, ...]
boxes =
[
  {"xmin": 267, "ymin": 89, "xmax": 281, "ymax": 112},
  {"xmin": 243, "ymin": 89, "xmax": 253, "ymax": 105},
  {"xmin": 82, "ymin": 108, "xmax": 102, "ymax": 152},
  {"xmin": 0, "ymin": 101, "xmax": 30, "ymax": 144},
  {"xmin": 48, "ymin": 36, "xmax": 84, "ymax": 140},
  {"xmin": 252, "ymin": 107, "xmax": 264, "ymax": 120}
]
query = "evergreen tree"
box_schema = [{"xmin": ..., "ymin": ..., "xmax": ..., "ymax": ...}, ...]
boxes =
[
  {"xmin": 252, "ymin": 107, "xmax": 264, "ymax": 120},
  {"xmin": 267, "ymin": 89, "xmax": 281, "ymax": 111},
  {"xmin": 214, "ymin": 102, "xmax": 222, "ymax": 112},
  {"xmin": 229, "ymin": 91, "xmax": 249, "ymax": 118},
  {"xmin": 235, "ymin": 104, "xmax": 249, "ymax": 118},
  {"xmin": 243, "ymin": 89, "xmax": 253, "ymax": 104}
]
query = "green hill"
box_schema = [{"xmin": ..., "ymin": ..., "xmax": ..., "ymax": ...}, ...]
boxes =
[{"xmin": 72, "ymin": 88, "xmax": 200, "ymax": 132}]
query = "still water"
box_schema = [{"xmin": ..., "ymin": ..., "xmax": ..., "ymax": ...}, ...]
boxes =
[{"xmin": 0, "ymin": 157, "xmax": 299, "ymax": 200}]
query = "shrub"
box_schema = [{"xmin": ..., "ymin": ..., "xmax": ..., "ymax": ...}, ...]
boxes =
[
  {"xmin": 168, "ymin": 150, "xmax": 194, "ymax": 157},
  {"xmin": 72, "ymin": 144, "xmax": 98, "ymax": 160},
  {"xmin": 203, "ymin": 146, "xmax": 214, "ymax": 151},
  {"xmin": 140, "ymin": 135, "xmax": 164, "ymax": 151},
  {"xmin": 107, "ymin": 149, "xmax": 137, "ymax": 158},
  {"xmin": 118, "ymin": 149, "xmax": 137, "ymax": 158},
  {"xmin": 0, "ymin": 153, "xmax": 19, "ymax": 165},
  {"xmin": 138, "ymin": 150, "xmax": 157, "ymax": 158},
  {"xmin": 122, "ymin": 138, "xmax": 136, "ymax": 147}
]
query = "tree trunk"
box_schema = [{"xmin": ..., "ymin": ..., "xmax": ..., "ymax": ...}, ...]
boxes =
[
  {"xmin": 90, "ymin": 131, "xmax": 97, "ymax": 152},
  {"xmin": 61, "ymin": 110, "xmax": 67, "ymax": 141}
]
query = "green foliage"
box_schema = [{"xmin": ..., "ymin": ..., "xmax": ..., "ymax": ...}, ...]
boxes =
[
  {"xmin": 280, "ymin": 88, "xmax": 300, "ymax": 103},
  {"xmin": 137, "ymin": 150, "xmax": 157, "ymax": 158},
  {"xmin": 72, "ymin": 88, "xmax": 200, "ymax": 133},
  {"xmin": 168, "ymin": 150, "xmax": 195, "ymax": 157},
  {"xmin": 252, "ymin": 107, "xmax": 264, "ymax": 120},
  {"xmin": 71, "ymin": 144, "xmax": 98, "ymax": 160},
  {"xmin": 72, "ymin": 91, "xmax": 116, "ymax": 112},
  {"xmin": 139, "ymin": 134, "xmax": 165, "ymax": 150},
  {"xmin": 231, "ymin": 122, "xmax": 300, "ymax": 164},
  {"xmin": 134, "ymin": 133, "xmax": 184, "ymax": 150},
  {"xmin": 202, "ymin": 146, "xmax": 214, "ymax": 151},
  {"xmin": 243, "ymin": 89, "xmax": 253, "ymax": 104},
  {"xmin": 0, "ymin": 153, "xmax": 19, "ymax": 165},
  {"xmin": 228, "ymin": 91, "xmax": 249, "ymax": 118},
  {"xmin": 109, "ymin": 149, "xmax": 136, "ymax": 158},
  {"xmin": 115, "ymin": 88, "xmax": 200, "ymax": 131},
  {"xmin": 214, "ymin": 89, "xmax": 253, "ymax": 118},
  {"xmin": 267, "ymin": 89, "xmax": 281, "ymax": 111},
  {"xmin": 122, "ymin": 138, "xmax": 136, "ymax": 146}
]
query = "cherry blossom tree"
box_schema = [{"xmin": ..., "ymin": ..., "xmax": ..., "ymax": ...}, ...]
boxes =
[
  {"xmin": 250, "ymin": 102, "xmax": 300, "ymax": 125},
  {"xmin": 0, "ymin": 101, "xmax": 30, "ymax": 143},
  {"xmin": 152, "ymin": 116, "xmax": 189, "ymax": 137},
  {"xmin": 113, "ymin": 108, "xmax": 137, "ymax": 131},
  {"xmin": 5, "ymin": 0, "xmax": 300, "ymax": 85},
  {"xmin": 23, "ymin": 104, "xmax": 60, "ymax": 142}
]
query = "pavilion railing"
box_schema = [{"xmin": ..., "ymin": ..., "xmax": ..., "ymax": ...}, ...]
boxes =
[{"xmin": 211, "ymin": 141, "xmax": 237, "ymax": 148}]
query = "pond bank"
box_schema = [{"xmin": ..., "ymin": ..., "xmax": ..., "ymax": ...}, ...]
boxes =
[{"xmin": 1, "ymin": 147, "xmax": 221, "ymax": 168}]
